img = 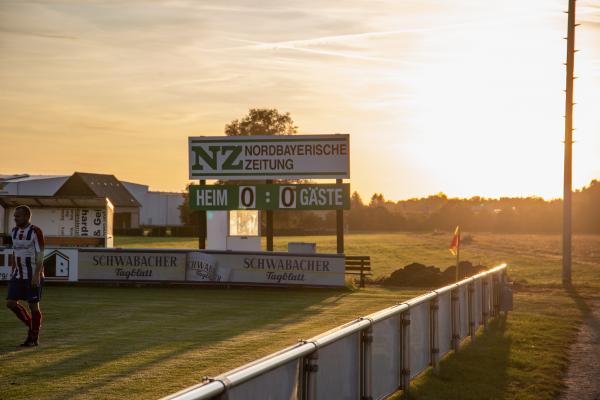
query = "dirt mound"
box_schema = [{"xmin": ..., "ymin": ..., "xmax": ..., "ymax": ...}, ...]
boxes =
[{"xmin": 381, "ymin": 261, "xmax": 487, "ymax": 287}]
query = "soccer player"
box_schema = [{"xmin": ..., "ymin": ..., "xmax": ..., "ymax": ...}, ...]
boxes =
[{"xmin": 5, "ymin": 205, "xmax": 45, "ymax": 347}]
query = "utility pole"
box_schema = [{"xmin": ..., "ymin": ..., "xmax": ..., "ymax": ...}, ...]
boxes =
[{"xmin": 563, "ymin": 0, "xmax": 577, "ymax": 285}]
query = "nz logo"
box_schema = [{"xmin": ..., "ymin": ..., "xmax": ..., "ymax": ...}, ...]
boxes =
[
  {"xmin": 192, "ymin": 145, "xmax": 243, "ymax": 171},
  {"xmin": 43, "ymin": 250, "xmax": 70, "ymax": 280}
]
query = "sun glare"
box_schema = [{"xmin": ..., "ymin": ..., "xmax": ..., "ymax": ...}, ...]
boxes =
[{"xmin": 0, "ymin": 0, "xmax": 598, "ymax": 200}]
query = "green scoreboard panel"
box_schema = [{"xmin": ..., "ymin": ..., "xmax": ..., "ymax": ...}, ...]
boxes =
[{"xmin": 189, "ymin": 184, "xmax": 350, "ymax": 211}]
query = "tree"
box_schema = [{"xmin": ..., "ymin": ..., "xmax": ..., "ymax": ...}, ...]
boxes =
[
  {"xmin": 179, "ymin": 183, "xmax": 197, "ymax": 227},
  {"xmin": 351, "ymin": 191, "xmax": 364, "ymax": 207},
  {"xmin": 369, "ymin": 193, "xmax": 385, "ymax": 207},
  {"xmin": 222, "ymin": 108, "xmax": 300, "ymax": 232},
  {"xmin": 225, "ymin": 108, "xmax": 298, "ymax": 136}
]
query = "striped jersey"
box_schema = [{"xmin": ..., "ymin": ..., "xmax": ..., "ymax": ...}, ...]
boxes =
[{"xmin": 11, "ymin": 224, "xmax": 45, "ymax": 279}]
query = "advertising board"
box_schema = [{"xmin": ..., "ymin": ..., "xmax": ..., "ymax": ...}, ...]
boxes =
[
  {"xmin": 5, "ymin": 207, "xmax": 107, "ymax": 238},
  {"xmin": 202, "ymin": 251, "xmax": 345, "ymax": 287},
  {"xmin": 189, "ymin": 134, "xmax": 349, "ymax": 180},
  {"xmin": 0, "ymin": 248, "xmax": 79, "ymax": 281},
  {"xmin": 2, "ymin": 249, "xmax": 345, "ymax": 287},
  {"xmin": 78, "ymin": 250, "xmax": 186, "ymax": 281},
  {"xmin": 186, "ymin": 252, "xmax": 230, "ymax": 281}
]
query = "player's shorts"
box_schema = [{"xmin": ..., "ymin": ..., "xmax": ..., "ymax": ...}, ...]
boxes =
[{"xmin": 6, "ymin": 278, "xmax": 44, "ymax": 303}]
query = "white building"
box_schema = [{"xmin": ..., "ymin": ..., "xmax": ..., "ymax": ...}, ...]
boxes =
[
  {"xmin": 0, "ymin": 174, "xmax": 69, "ymax": 196},
  {"xmin": 122, "ymin": 182, "xmax": 184, "ymax": 227}
]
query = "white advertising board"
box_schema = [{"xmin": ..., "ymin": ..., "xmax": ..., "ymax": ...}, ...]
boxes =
[
  {"xmin": 202, "ymin": 251, "xmax": 345, "ymax": 287},
  {"xmin": 78, "ymin": 250, "xmax": 186, "ymax": 281},
  {"xmin": 0, "ymin": 249, "xmax": 10, "ymax": 281},
  {"xmin": 0, "ymin": 248, "xmax": 78, "ymax": 281},
  {"xmin": 186, "ymin": 252, "xmax": 230, "ymax": 281},
  {"xmin": 6, "ymin": 207, "xmax": 107, "ymax": 238},
  {"xmin": 188, "ymin": 134, "xmax": 350, "ymax": 180},
  {"xmin": 2, "ymin": 249, "xmax": 345, "ymax": 287}
]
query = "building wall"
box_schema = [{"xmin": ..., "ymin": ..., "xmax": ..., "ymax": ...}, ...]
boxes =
[
  {"xmin": 122, "ymin": 182, "xmax": 148, "ymax": 207},
  {"xmin": 122, "ymin": 182, "xmax": 184, "ymax": 227},
  {"xmin": 113, "ymin": 206, "xmax": 141, "ymax": 230},
  {"xmin": 143, "ymin": 192, "xmax": 184, "ymax": 226},
  {"xmin": 0, "ymin": 207, "xmax": 5, "ymax": 234}
]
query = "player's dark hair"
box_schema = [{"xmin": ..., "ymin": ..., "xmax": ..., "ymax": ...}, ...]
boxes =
[{"xmin": 15, "ymin": 205, "xmax": 32, "ymax": 220}]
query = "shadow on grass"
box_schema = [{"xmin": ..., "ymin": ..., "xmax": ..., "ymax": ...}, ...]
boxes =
[
  {"xmin": 1, "ymin": 285, "xmax": 346, "ymax": 399},
  {"xmin": 406, "ymin": 315, "xmax": 511, "ymax": 400},
  {"xmin": 563, "ymin": 283, "xmax": 591, "ymax": 317}
]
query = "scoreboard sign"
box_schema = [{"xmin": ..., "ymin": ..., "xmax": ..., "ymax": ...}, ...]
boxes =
[
  {"xmin": 189, "ymin": 184, "xmax": 350, "ymax": 211},
  {"xmin": 188, "ymin": 134, "xmax": 349, "ymax": 180}
]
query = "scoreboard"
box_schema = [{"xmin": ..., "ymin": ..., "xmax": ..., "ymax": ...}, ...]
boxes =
[{"xmin": 189, "ymin": 184, "xmax": 350, "ymax": 211}]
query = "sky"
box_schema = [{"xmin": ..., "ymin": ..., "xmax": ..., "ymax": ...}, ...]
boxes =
[{"xmin": 1, "ymin": 0, "xmax": 599, "ymax": 201}]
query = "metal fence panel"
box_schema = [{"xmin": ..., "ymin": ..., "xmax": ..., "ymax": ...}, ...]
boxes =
[
  {"xmin": 409, "ymin": 302, "xmax": 430, "ymax": 379},
  {"xmin": 437, "ymin": 291, "xmax": 452, "ymax": 356},
  {"xmin": 487, "ymin": 275, "xmax": 495, "ymax": 316},
  {"xmin": 164, "ymin": 265, "xmax": 508, "ymax": 400},
  {"xmin": 226, "ymin": 359, "xmax": 300, "ymax": 400},
  {"xmin": 315, "ymin": 332, "xmax": 360, "ymax": 399},
  {"xmin": 371, "ymin": 316, "xmax": 401, "ymax": 400},
  {"xmin": 473, "ymin": 280, "xmax": 482, "ymax": 328},
  {"xmin": 458, "ymin": 284, "xmax": 469, "ymax": 340}
]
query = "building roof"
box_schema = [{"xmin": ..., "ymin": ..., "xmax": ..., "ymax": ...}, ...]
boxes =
[
  {"xmin": 122, "ymin": 181, "xmax": 184, "ymax": 196},
  {"xmin": 0, "ymin": 174, "xmax": 68, "ymax": 183},
  {"xmin": 55, "ymin": 172, "xmax": 140, "ymax": 207},
  {"xmin": 121, "ymin": 181, "xmax": 149, "ymax": 190},
  {"xmin": 0, "ymin": 195, "xmax": 113, "ymax": 209}
]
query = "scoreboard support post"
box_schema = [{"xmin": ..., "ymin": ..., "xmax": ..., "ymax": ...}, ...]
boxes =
[
  {"xmin": 198, "ymin": 179, "xmax": 206, "ymax": 249},
  {"xmin": 266, "ymin": 179, "xmax": 274, "ymax": 251},
  {"xmin": 336, "ymin": 179, "xmax": 344, "ymax": 254}
]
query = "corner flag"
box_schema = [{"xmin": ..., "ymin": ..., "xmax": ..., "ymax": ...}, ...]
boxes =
[{"xmin": 449, "ymin": 226, "xmax": 460, "ymax": 256}]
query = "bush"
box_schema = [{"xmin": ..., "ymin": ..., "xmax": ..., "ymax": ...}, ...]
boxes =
[{"xmin": 381, "ymin": 261, "xmax": 487, "ymax": 287}]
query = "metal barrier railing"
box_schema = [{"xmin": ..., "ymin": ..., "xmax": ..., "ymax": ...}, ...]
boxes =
[{"xmin": 163, "ymin": 264, "xmax": 509, "ymax": 400}]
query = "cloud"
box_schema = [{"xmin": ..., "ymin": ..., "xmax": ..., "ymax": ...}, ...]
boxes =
[
  {"xmin": 0, "ymin": 27, "xmax": 78, "ymax": 40},
  {"xmin": 227, "ymin": 38, "xmax": 394, "ymax": 63}
]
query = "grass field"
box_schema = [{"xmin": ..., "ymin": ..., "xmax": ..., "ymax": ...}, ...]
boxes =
[{"xmin": 0, "ymin": 232, "xmax": 598, "ymax": 399}]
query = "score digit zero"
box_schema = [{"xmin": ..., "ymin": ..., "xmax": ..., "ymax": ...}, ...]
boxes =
[
  {"xmin": 279, "ymin": 186, "xmax": 345, "ymax": 208},
  {"xmin": 239, "ymin": 186, "xmax": 256, "ymax": 208}
]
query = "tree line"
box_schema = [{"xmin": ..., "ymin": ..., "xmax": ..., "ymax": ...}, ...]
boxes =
[
  {"xmin": 179, "ymin": 179, "xmax": 599, "ymax": 235},
  {"xmin": 342, "ymin": 179, "xmax": 599, "ymax": 234}
]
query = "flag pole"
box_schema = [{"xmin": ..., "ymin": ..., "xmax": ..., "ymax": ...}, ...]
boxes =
[
  {"xmin": 455, "ymin": 244, "xmax": 460, "ymax": 282},
  {"xmin": 450, "ymin": 226, "xmax": 460, "ymax": 282}
]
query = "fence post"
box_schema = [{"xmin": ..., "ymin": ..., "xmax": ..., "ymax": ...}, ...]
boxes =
[
  {"xmin": 400, "ymin": 310, "xmax": 411, "ymax": 397},
  {"xmin": 468, "ymin": 282, "xmax": 476, "ymax": 342},
  {"xmin": 430, "ymin": 297, "xmax": 440, "ymax": 373},
  {"xmin": 490, "ymin": 275, "xmax": 497, "ymax": 317},
  {"xmin": 451, "ymin": 288, "xmax": 460, "ymax": 351},
  {"xmin": 493, "ymin": 274, "xmax": 500, "ymax": 316},
  {"xmin": 482, "ymin": 279, "xmax": 489, "ymax": 330},
  {"xmin": 499, "ymin": 269, "xmax": 508, "ymax": 316},
  {"xmin": 303, "ymin": 351, "xmax": 319, "ymax": 400},
  {"xmin": 361, "ymin": 326, "xmax": 373, "ymax": 400}
]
